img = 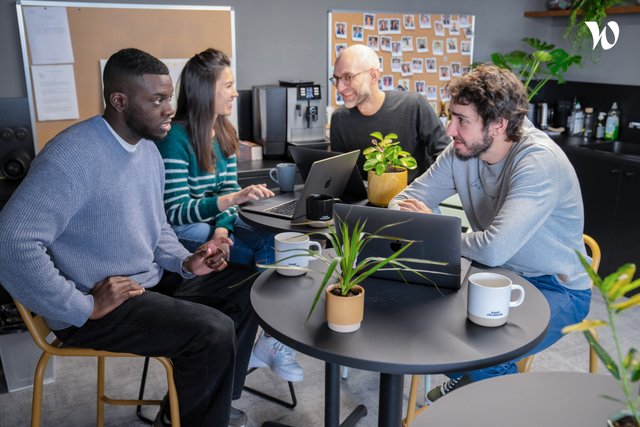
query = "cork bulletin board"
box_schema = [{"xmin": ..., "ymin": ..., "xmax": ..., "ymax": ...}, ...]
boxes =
[
  {"xmin": 16, "ymin": 1, "xmax": 235, "ymax": 151},
  {"xmin": 328, "ymin": 10, "xmax": 475, "ymax": 114}
]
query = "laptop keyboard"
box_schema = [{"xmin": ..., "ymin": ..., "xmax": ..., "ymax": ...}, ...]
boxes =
[{"xmin": 265, "ymin": 200, "xmax": 298, "ymax": 217}]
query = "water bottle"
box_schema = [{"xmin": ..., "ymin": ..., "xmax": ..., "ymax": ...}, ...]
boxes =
[
  {"xmin": 571, "ymin": 101, "xmax": 584, "ymax": 136},
  {"xmin": 604, "ymin": 102, "xmax": 620, "ymax": 141}
]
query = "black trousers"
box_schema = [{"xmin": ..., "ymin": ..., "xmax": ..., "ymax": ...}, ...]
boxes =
[{"xmin": 54, "ymin": 265, "xmax": 259, "ymax": 427}]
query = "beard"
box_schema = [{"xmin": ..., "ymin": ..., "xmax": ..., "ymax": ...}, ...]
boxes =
[
  {"xmin": 124, "ymin": 105, "xmax": 167, "ymax": 142},
  {"xmin": 454, "ymin": 127, "xmax": 493, "ymax": 160}
]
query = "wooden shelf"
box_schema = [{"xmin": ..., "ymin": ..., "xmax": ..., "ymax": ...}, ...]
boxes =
[{"xmin": 524, "ymin": 5, "xmax": 640, "ymax": 17}]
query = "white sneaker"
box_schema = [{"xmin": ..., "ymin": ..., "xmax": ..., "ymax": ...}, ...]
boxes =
[{"xmin": 248, "ymin": 332, "xmax": 304, "ymax": 382}]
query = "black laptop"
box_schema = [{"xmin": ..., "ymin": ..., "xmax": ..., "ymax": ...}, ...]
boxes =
[
  {"xmin": 241, "ymin": 150, "xmax": 360, "ymax": 223},
  {"xmin": 334, "ymin": 204, "xmax": 471, "ymax": 290},
  {"xmin": 288, "ymin": 146, "xmax": 367, "ymax": 200}
]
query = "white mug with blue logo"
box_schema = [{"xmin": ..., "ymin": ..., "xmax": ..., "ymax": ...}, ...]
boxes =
[{"xmin": 467, "ymin": 272, "xmax": 525, "ymax": 327}]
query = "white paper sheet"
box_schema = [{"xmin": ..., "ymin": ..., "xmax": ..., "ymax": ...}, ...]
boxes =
[
  {"xmin": 23, "ymin": 6, "xmax": 74, "ymax": 65},
  {"xmin": 31, "ymin": 64, "xmax": 79, "ymax": 121}
]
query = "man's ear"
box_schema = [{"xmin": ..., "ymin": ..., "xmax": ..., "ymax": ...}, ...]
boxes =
[
  {"xmin": 109, "ymin": 92, "xmax": 127, "ymax": 112},
  {"xmin": 491, "ymin": 117, "xmax": 508, "ymax": 138}
]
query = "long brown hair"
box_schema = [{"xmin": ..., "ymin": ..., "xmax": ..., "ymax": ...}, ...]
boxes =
[{"xmin": 173, "ymin": 48, "xmax": 238, "ymax": 172}]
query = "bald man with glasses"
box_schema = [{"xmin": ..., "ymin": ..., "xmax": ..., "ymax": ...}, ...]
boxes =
[{"xmin": 329, "ymin": 44, "xmax": 450, "ymax": 182}]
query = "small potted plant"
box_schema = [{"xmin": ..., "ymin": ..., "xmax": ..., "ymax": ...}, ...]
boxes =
[
  {"xmin": 363, "ymin": 132, "xmax": 418, "ymax": 207},
  {"xmin": 562, "ymin": 255, "xmax": 640, "ymax": 427},
  {"xmin": 268, "ymin": 215, "xmax": 445, "ymax": 332},
  {"xmin": 489, "ymin": 37, "xmax": 582, "ymax": 101}
]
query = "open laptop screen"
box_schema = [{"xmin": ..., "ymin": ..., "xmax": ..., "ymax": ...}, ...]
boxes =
[{"xmin": 334, "ymin": 203, "xmax": 467, "ymax": 290}]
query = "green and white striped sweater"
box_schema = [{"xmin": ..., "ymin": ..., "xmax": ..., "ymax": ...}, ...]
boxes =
[{"xmin": 156, "ymin": 123, "xmax": 240, "ymax": 231}]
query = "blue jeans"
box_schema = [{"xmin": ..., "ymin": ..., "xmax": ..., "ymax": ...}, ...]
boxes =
[
  {"xmin": 451, "ymin": 274, "xmax": 591, "ymax": 382},
  {"xmin": 172, "ymin": 217, "xmax": 275, "ymax": 267}
]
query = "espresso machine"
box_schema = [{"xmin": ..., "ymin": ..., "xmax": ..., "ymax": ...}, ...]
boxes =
[{"xmin": 252, "ymin": 81, "xmax": 327, "ymax": 158}]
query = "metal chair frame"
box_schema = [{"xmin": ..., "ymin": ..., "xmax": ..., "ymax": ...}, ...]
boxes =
[{"xmin": 13, "ymin": 299, "xmax": 180, "ymax": 427}]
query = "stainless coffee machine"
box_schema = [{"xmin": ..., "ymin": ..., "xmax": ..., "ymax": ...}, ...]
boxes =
[{"xmin": 252, "ymin": 81, "xmax": 327, "ymax": 158}]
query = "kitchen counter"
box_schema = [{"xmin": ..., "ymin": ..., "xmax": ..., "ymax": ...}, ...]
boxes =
[{"xmin": 551, "ymin": 135, "xmax": 640, "ymax": 167}]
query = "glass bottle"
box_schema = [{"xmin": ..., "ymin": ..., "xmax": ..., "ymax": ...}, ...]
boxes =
[
  {"xmin": 595, "ymin": 112, "xmax": 606, "ymax": 139},
  {"xmin": 583, "ymin": 107, "xmax": 595, "ymax": 138},
  {"xmin": 604, "ymin": 102, "xmax": 620, "ymax": 141},
  {"xmin": 571, "ymin": 100, "xmax": 584, "ymax": 136}
]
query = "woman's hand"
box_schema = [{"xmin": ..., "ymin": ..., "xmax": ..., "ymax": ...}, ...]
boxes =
[
  {"xmin": 232, "ymin": 184, "xmax": 274, "ymax": 205},
  {"xmin": 218, "ymin": 184, "xmax": 274, "ymax": 211},
  {"xmin": 397, "ymin": 198, "xmax": 433, "ymax": 214}
]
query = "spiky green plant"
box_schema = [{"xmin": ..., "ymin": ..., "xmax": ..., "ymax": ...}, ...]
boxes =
[
  {"xmin": 261, "ymin": 215, "xmax": 446, "ymax": 321},
  {"xmin": 563, "ymin": 254, "xmax": 640, "ymax": 424}
]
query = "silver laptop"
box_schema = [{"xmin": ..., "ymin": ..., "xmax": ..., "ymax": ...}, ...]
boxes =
[
  {"xmin": 242, "ymin": 150, "xmax": 360, "ymax": 223},
  {"xmin": 334, "ymin": 204, "xmax": 471, "ymax": 290}
]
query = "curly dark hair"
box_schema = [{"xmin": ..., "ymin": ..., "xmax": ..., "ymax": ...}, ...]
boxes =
[{"xmin": 445, "ymin": 64, "xmax": 529, "ymax": 142}]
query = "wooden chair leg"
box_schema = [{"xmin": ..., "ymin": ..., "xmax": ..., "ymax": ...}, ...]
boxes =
[
  {"xmin": 403, "ymin": 374, "xmax": 420, "ymax": 427},
  {"xmin": 31, "ymin": 352, "xmax": 51, "ymax": 427},
  {"xmin": 155, "ymin": 357, "xmax": 181, "ymax": 427},
  {"xmin": 97, "ymin": 356, "xmax": 105, "ymax": 427}
]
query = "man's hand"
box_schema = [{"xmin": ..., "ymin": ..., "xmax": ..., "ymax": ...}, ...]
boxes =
[
  {"xmin": 90, "ymin": 276, "xmax": 145, "ymax": 320},
  {"xmin": 183, "ymin": 237, "xmax": 234, "ymax": 275},
  {"xmin": 397, "ymin": 198, "xmax": 433, "ymax": 214},
  {"xmin": 213, "ymin": 228, "xmax": 231, "ymax": 261}
]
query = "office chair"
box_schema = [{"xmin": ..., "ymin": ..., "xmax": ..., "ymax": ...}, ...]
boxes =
[
  {"xmin": 403, "ymin": 234, "xmax": 601, "ymax": 427},
  {"xmin": 13, "ymin": 299, "xmax": 180, "ymax": 427}
]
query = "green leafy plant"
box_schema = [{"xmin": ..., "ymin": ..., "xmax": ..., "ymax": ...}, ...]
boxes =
[
  {"xmin": 489, "ymin": 37, "xmax": 582, "ymax": 101},
  {"xmin": 563, "ymin": 255, "xmax": 640, "ymax": 425},
  {"xmin": 566, "ymin": 0, "xmax": 625, "ymax": 50},
  {"xmin": 363, "ymin": 132, "xmax": 418, "ymax": 176},
  {"xmin": 263, "ymin": 215, "xmax": 446, "ymax": 321}
]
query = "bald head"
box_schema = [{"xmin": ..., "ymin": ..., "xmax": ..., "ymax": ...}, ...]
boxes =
[{"xmin": 335, "ymin": 44, "xmax": 380, "ymax": 71}]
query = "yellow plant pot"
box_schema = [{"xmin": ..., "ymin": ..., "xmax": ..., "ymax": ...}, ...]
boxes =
[
  {"xmin": 367, "ymin": 169, "xmax": 408, "ymax": 207},
  {"xmin": 325, "ymin": 284, "xmax": 365, "ymax": 333}
]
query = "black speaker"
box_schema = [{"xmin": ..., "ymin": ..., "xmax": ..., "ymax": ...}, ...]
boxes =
[{"xmin": 0, "ymin": 97, "xmax": 34, "ymax": 208}]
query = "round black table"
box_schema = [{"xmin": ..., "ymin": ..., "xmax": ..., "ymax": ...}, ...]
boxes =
[
  {"xmin": 250, "ymin": 262, "xmax": 550, "ymax": 427},
  {"xmin": 412, "ymin": 372, "xmax": 626, "ymax": 427}
]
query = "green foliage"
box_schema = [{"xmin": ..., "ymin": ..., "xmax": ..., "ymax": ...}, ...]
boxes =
[
  {"xmin": 261, "ymin": 215, "xmax": 447, "ymax": 322},
  {"xmin": 566, "ymin": 0, "xmax": 625, "ymax": 49},
  {"xmin": 489, "ymin": 37, "xmax": 582, "ymax": 101},
  {"xmin": 363, "ymin": 132, "xmax": 418, "ymax": 176},
  {"xmin": 563, "ymin": 254, "xmax": 640, "ymax": 423}
]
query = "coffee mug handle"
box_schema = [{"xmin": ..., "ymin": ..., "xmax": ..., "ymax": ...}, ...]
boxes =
[
  {"xmin": 308, "ymin": 241, "xmax": 322, "ymax": 259},
  {"xmin": 269, "ymin": 168, "xmax": 278, "ymax": 184},
  {"xmin": 509, "ymin": 284, "xmax": 525, "ymax": 307}
]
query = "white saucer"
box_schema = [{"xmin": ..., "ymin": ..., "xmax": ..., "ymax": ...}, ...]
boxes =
[{"xmin": 307, "ymin": 218, "xmax": 334, "ymax": 228}]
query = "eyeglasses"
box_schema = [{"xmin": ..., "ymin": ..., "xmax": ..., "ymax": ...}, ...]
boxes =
[{"xmin": 330, "ymin": 69, "xmax": 372, "ymax": 87}]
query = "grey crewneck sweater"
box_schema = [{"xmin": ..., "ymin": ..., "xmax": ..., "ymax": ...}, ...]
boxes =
[
  {"xmin": 0, "ymin": 116, "xmax": 190, "ymax": 330},
  {"xmin": 390, "ymin": 120, "xmax": 591, "ymax": 290}
]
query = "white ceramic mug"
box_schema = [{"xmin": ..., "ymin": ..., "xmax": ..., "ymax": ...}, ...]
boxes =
[
  {"xmin": 467, "ymin": 272, "xmax": 525, "ymax": 327},
  {"xmin": 274, "ymin": 232, "xmax": 322, "ymax": 276}
]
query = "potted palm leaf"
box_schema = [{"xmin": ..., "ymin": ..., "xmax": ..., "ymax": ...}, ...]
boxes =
[
  {"xmin": 363, "ymin": 132, "xmax": 418, "ymax": 207},
  {"xmin": 266, "ymin": 215, "xmax": 446, "ymax": 332},
  {"xmin": 563, "ymin": 254, "xmax": 640, "ymax": 427},
  {"xmin": 489, "ymin": 37, "xmax": 582, "ymax": 101}
]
